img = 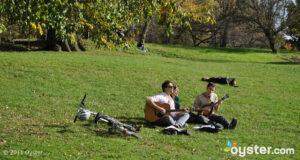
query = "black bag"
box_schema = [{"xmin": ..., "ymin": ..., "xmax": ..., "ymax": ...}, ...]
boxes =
[
  {"xmin": 163, "ymin": 125, "xmax": 191, "ymax": 136},
  {"xmin": 194, "ymin": 122, "xmax": 224, "ymax": 133}
]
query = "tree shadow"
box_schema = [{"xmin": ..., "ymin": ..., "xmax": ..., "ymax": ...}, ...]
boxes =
[
  {"xmin": 153, "ymin": 44, "xmax": 272, "ymax": 54},
  {"xmin": 0, "ymin": 41, "xmax": 46, "ymax": 52},
  {"xmin": 188, "ymin": 46, "xmax": 272, "ymax": 54},
  {"xmin": 268, "ymin": 62, "xmax": 300, "ymax": 65}
]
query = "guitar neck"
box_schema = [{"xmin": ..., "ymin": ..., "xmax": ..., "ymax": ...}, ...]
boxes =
[
  {"xmin": 211, "ymin": 95, "xmax": 229, "ymax": 107},
  {"xmin": 166, "ymin": 109, "xmax": 185, "ymax": 112}
]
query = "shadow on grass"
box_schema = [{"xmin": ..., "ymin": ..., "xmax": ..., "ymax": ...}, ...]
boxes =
[
  {"xmin": 115, "ymin": 116, "xmax": 158, "ymax": 129},
  {"xmin": 0, "ymin": 41, "xmax": 47, "ymax": 52},
  {"xmin": 154, "ymin": 48, "xmax": 300, "ymax": 64},
  {"xmin": 28, "ymin": 121, "xmax": 142, "ymax": 138},
  {"xmin": 182, "ymin": 46, "xmax": 272, "ymax": 54},
  {"xmin": 151, "ymin": 44, "xmax": 272, "ymax": 54},
  {"xmin": 42, "ymin": 124, "xmax": 75, "ymax": 134},
  {"xmin": 0, "ymin": 43, "xmax": 29, "ymax": 52},
  {"xmin": 92, "ymin": 128, "xmax": 128, "ymax": 138},
  {"xmin": 82, "ymin": 123, "xmax": 140, "ymax": 138},
  {"xmin": 268, "ymin": 62, "xmax": 300, "ymax": 65}
]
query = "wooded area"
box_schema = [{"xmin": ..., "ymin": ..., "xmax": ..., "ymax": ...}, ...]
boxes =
[{"xmin": 0, "ymin": 0, "xmax": 299, "ymax": 53}]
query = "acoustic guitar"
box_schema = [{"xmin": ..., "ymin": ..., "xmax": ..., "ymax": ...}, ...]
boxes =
[
  {"xmin": 144, "ymin": 102, "xmax": 195, "ymax": 122},
  {"xmin": 202, "ymin": 94, "xmax": 229, "ymax": 116}
]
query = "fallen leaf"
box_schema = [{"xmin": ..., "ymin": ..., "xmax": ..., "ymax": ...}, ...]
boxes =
[{"xmin": 0, "ymin": 140, "xmax": 7, "ymax": 145}]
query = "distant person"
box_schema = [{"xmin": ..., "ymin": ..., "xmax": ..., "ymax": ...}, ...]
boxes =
[
  {"xmin": 202, "ymin": 77, "xmax": 238, "ymax": 87},
  {"xmin": 190, "ymin": 82, "xmax": 237, "ymax": 129},
  {"xmin": 117, "ymin": 30, "xmax": 125, "ymax": 38},
  {"xmin": 137, "ymin": 41, "xmax": 149, "ymax": 52}
]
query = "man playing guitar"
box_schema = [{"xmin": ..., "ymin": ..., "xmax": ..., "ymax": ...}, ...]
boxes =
[
  {"xmin": 145, "ymin": 80, "xmax": 190, "ymax": 128},
  {"xmin": 191, "ymin": 82, "xmax": 237, "ymax": 129}
]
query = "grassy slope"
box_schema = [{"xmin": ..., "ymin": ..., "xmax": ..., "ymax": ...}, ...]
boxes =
[{"xmin": 0, "ymin": 44, "xmax": 299, "ymax": 159}]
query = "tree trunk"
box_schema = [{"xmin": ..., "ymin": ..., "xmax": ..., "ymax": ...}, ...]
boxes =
[
  {"xmin": 139, "ymin": 20, "xmax": 150, "ymax": 43},
  {"xmin": 265, "ymin": 31, "xmax": 277, "ymax": 53},
  {"xmin": 190, "ymin": 32, "xmax": 198, "ymax": 46},
  {"xmin": 77, "ymin": 39, "xmax": 86, "ymax": 51},
  {"xmin": 71, "ymin": 43, "xmax": 81, "ymax": 51},
  {"xmin": 269, "ymin": 40, "xmax": 277, "ymax": 53},
  {"xmin": 60, "ymin": 41, "xmax": 72, "ymax": 52},
  {"xmin": 46, "ymin": 27, "xmax": 57, "ymax": 50},
  {"xmin": 73, "ymin": 35, "xmax": 82, "ymax": 51},
  {"xmin": 46, "ymin": 28, "xmax": 85, "ymax": 52},
  {"xmin": 221, "ymin": 22, "xmax": 229, "ymax": 47}
]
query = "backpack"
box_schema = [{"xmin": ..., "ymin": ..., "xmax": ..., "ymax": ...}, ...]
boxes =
[
  {"xmin": 194, "ymin": 122, "xmax": 224, "ymax": 133},
  {"xmin": 163, "ymin": 125, "xmax": 191, "ymax": 136}
]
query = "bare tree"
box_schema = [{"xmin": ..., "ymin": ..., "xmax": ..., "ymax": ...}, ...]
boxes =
[
  {"xmin": 236, "ymin": 0, "xmax": 295, "ymax": 53},
  {"xmin": 189, "ymin": 0, "xmax": 237, "ymax": 47}
]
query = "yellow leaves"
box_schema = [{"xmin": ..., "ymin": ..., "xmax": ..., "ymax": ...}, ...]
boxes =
[
  {"xmin": 206, "ymin": 16, "xmax": 211, "ymax": 22},
  {"xmin": 197, "ymin": 16, "xmax": 215, "ymax": 24},
  {"xmin": 71, "ymin": 34, "xmax": 76, "ymax": 43},
  {"xmin": 87, "ymin": 23, "xmax": 94, "ymax": 30},
  {"xmin": 67, "ymin": 33, "xmax": 76, "ymax": 44},
  {"xmin": 101, "ymin": 36, "xmax": 107, "ymax": 43},
  {"xmin": 37, "ymin": 23, "xmax": 43, "ymax": 35},
  {"xmin": 30, "ymin": 22, "xmax": 37, "ymax": 30},
  {"xmin": 79, "ymin": 18, "xmax": 93, "ymax": 30},
  {"xmin": 180, "ymin": 0, "xmax": 215, "ymax": 25},
  {"xmin": 0, "ymin": 23, "xmax": 6, "ymax": 33},
  {"xmin": 185, "ymin": 23, "xmax": 191, "ymax": 29},
  {"xmin": 30, "ymin": 22, "xmax": 43, "ymax": 35},
  {"xmin": 204, "ymin": 4, "xmax": 208, "ymax": 9},
  {"xmin": 211, "ymin": 19, "xmax": 216, "ymax": 24}
]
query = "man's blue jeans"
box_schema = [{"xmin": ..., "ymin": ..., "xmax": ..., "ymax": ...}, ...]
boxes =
[{"xmin": 153, "ymin": 113, "xmax": 190, "ymax": 127}]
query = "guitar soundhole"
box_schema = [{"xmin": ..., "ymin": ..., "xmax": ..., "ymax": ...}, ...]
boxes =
[{"xmin": 155, "ymin": 110, "xmax": 163, "ymax": 118}]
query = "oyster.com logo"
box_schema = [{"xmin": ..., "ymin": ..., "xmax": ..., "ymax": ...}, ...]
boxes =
[
  {"xmin": 224, "ymin": 141, "xmax": 237, "ymax": 152},
  {"xmin": 223, "ymin": 140, "xmax": 294, "ymax": 157}
]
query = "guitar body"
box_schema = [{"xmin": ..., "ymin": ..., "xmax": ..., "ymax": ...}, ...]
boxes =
[
  {"xmin": 202, "ymin": 110, "xmax": 211, "ymax": 116},
  {"xmin": 144, "ymin": 102, "xmax": 172, "ymax": 122},
  {"xmin": 202, "ymin": 94, "xmax": 229, "ymax": 116},
  {"xmin": 202, "ymin": 102, "xmax": 217, "ymax": 116}
]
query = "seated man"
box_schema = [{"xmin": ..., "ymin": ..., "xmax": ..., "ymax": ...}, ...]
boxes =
[
  {"xmin": 190, "ymin": 82, "xmax": 237, "ymax": 129},
  {"xmin": 202, "ymin": 77, "xmax": 238, "ymax": 87},
  {"xmin": 137, "ymin": 41, "xmax": 149, "ymax": 52},
  {"xmin": 146, "ymin": 80, "xmax": 189, "ymax": 128}
]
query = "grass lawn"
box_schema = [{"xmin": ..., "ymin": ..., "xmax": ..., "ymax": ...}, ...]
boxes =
[{"xmin": 0, "ymin": 43, "xmax": 299, "ymax": 159}]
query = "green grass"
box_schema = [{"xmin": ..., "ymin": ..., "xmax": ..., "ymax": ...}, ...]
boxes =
[{"xmin": 0, "ymin": 44, "xmax": 299, "ymax": 159}]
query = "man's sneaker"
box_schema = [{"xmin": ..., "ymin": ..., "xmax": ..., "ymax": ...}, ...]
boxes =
[
  {"xmin": 183, "ymin": 123, "xmax": 188, "ymax": 127},
  {"xmin": 229, "ymin": 118, "xmax": 237, "ymax": 129},
  {"xmin": 172, "ymin": 124, "xmax": 180, "ymax": 128},
  {"xmin": 173, "ymin": 123, "xmax": 188, "ymax": 128},
  {"xmin": 181, "ymin": 129, "xmax": 192, "ymax": 136}
]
